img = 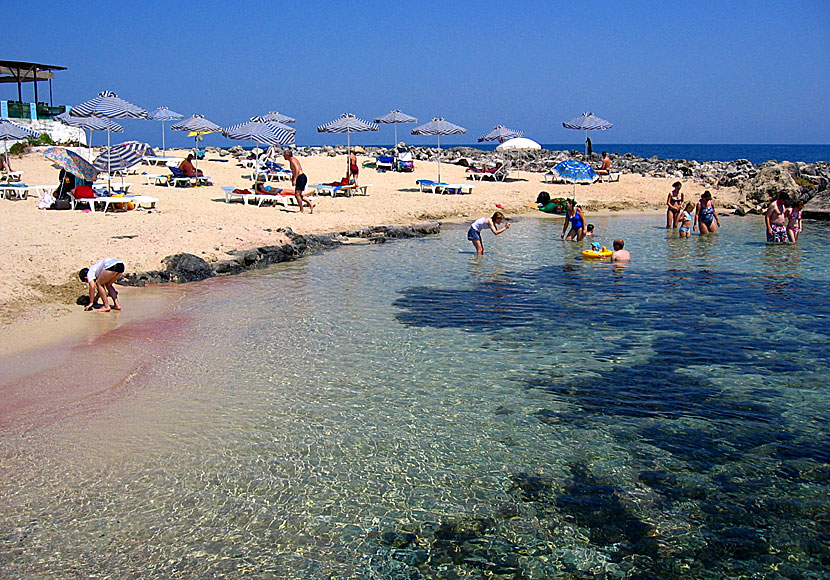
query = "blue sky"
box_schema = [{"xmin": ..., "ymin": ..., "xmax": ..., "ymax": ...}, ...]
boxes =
[{"xmin": 5, "ymin": 0, "xmax": 829, "ymax": 149}]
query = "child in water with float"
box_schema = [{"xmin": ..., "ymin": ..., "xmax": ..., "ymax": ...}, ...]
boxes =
[{"xmin": 467, "ymin": 211, "xmax": 510, "ymax": 256}]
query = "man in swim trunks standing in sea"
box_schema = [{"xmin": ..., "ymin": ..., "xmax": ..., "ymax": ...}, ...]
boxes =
[
  {"xmin": 284, "ymin": 150, "xmax": 313, "ymax": 214},
  {"xmin": 765, "ymin": 192, "xmax": 790, "ymax": 243}
]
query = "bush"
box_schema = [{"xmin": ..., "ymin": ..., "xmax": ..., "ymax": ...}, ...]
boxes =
[{"xmin": 7, "ymin": 133, "xmax": 55, "ymax": 155}]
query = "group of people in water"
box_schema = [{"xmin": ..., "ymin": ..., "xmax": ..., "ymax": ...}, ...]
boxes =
[{"xmin": 468, "ymin": 179, "xmax": 809, "ymax": 260}]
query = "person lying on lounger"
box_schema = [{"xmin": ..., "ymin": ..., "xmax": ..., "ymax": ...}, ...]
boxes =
[{"xmin": 256, "ymin": 182, "xmax": 294, "ymax": 195}]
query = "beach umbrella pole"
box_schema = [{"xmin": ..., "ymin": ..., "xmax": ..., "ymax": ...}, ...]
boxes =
[
  {"xmin": 437, "ymin": 134, "xmax": 441, "ymax": 183},
  {"xmin": 161, "ymin": 121, "xmax": 166, "ymax": 156}
]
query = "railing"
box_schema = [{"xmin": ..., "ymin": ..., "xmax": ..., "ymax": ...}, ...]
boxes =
[{"xmin": 0, "ymin": 101, "xmax": 66, "ymax": 120}]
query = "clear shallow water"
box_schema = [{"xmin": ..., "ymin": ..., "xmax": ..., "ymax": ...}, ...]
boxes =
[{"xmin": 1, "ymin": 215, "xmax": 828, "ymax": 579}]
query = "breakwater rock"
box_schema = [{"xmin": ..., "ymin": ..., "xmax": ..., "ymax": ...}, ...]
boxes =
[
  {"xmin": 211, "ymin": 145, "xmax": 830, "ymax": 204},
  {"xmin": 120, "ymin": 222, "xmax": 441, "ymax": 286}
]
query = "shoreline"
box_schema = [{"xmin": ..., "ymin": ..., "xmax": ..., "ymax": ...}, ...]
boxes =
[{"xmin": 0, "ymin": 148, "xmax": 754, "ymax": 330}]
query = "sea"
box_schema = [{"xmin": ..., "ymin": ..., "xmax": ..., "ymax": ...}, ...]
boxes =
[
  {"xmin": 438, "ymin": 144, "xmax": 830, "ymax": 165},
  {"xmin": 1, "ymin": 214, "xmax": 828, "ymax": 579}
]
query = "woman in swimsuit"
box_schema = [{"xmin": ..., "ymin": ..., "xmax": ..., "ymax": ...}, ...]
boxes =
[
  {"xmin": 561, "ymin": 199, "xmax": 586, "ymax": 241},
  {"xmin": 787, "ymin": 200, "xmax": 804, "ymax": 243},
  {"xmin": 694, "ymin": 190, "xmax": 720, "ymax": 235},
  {"xmin": 666, "ymin": 181, "xmax": 684, "ymax": 229},
  {"xmin": 79, "ymin": 258, "xmax": 125, "ymax": 312},
  {"xmin": 348, "ymin": 151, "xmax": 359, "ymax": 187}
]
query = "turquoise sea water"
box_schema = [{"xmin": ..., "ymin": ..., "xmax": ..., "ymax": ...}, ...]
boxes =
[{"xmin": 1, "ymin": 214, "xmax": 828, "ymax": 579}]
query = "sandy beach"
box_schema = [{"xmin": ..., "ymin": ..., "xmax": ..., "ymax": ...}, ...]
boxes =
[{"xmin": 0, "ymin": 148, "xmax": 741, "ymax": 332}]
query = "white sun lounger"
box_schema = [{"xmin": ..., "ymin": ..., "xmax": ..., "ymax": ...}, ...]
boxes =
[
  {"xmin": 597, "ymin": 172, "xmax": 622, "ymax": 182},
  {"xmin": 222, "ymin": 186, "xmax": 317, "ymax": 208},
  {"xmin": 69, "ymin": 193, "xmax": 158, "ymax": 212},
  {"xmin": 416, "ymin": 180, "xmax": 474, "ymax": 194},
  {"xmin": 0, "ymin": 184, "xmax": 50, "ymax": 200}
]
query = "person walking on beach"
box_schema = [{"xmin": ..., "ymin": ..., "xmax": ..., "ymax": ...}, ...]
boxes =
[
  {"xmin": 467, "ymin": 211, "xmax": 510, "ymax": 256},
  {"xmin": 561, "ymin": 199, "xmax": 586, "ymax": 241},
  {"xmin": 611, "ymin": 239, "xmax": 630, "ymax": 262},
  {"xmin": 348, "ymin": 151, "xmax": 359, "ymax": 188},
  {"xmin": 694, "ymin": 190, "xmax": 720, "ymax": 235},
  {"xmin": 764, "ymin": 192, "xmax": 790, "ymax": 243},
  {"xmin": 283, "ymin": 150, "xmax": 313, "ymax": 214},
  {"xmin": 79, "ymin": 258, "xmax": 124, "ymax": 312},
  {"xmin": 666, "ymin": 181, "xmax": 684, "ymax": 228},
  {"xmin": 787, "ymin": 200, "xmax": 804, "ymax": 243}
]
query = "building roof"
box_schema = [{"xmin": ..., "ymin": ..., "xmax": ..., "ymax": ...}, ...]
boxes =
[{"xmin": 0, "ymin": 60, "xmax": 67, "ymax": 84}]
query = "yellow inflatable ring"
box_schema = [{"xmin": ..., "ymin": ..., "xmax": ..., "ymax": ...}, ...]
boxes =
[{"xmin": 582, "ymin": 247, "xmax": 613, "ymax": 259}]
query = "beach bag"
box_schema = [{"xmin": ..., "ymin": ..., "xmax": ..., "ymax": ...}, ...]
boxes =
[
  {"xmin": 38, "ymin": 191, "xmax": 55, "ymax": 210},
  {"xmin": 52, "ymin": 196, "xmax": 72, "ymax": 210}
]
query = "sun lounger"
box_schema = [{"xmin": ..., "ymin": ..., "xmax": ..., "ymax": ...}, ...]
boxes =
[
  {"xmin": 68, "ymin": 192, "xmax": 158, "ymax": 212},
  {"xmin": 221, "ymin": 186, "xmax": 317, "ymax": 208},
  {"xmin": 0, "ymin": 171, "xmax": 23, "ymax": 183},
  {"xmin": 144, "ymin": 174, "xmax": 170, "ymax": 186},
  {"xmin": 597, "ymin": 171, "xmax": 622, "ymax": 182},
  {"xmin": 376, "ymin": 155, "xmax": 395, "ymax": 171},
  {"xmin": 143, "ymin": 155, "xmax": 180, "ymax": 166},
  {"xmin": 310, "ymin": 183, "xmax": 356, "ymax": 197},
  {"xmin": 416, "ymin": 180, "xmax": 474, "ymax": 194},
  {"xmin": 0, "ymin": 184, "xmax": 50, "ymax": 200}
]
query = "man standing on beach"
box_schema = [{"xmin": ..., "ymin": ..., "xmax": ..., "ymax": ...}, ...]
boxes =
[
  {"xmin": 283, "ymin": 150, "xmax": 313, "ymax": 214},
  {"xmin": 765, "ymin": 192, "xmax": 790, "ymax": 243}
]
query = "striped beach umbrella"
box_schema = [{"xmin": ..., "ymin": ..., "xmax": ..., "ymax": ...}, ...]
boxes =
[
  {"xmin": 411, "ymin": 117, "xmax": 467, "ymax": 182},
  {"xmin": 478, "ymin": 125, "xmax": 523, "ymax": 143},
  {"xmin": 42, "ymin": 146, "xmax": 97, "ymax": 182},
  {"xmin": 251, "ymin": 111, "xmax": 295, "ymax": 124},
  {"xmin": 93, "ymin": 142, "xmax": 145, "ymax": 173},
  {"xmin": 562, "ymin": 112, "xmax": 613, "ymax": 155},
  {"xmin": 69, "ymin": 91, "xmax": 148, "ymax": 180},
  {"xmin": 148, "ymin": 107, "xmax": 184, "ymax": 155},
  {"xmin": 317, "ymin": 113, "xmax": 379, "ymax": 173},
  {"xmin": 171, "ymin": 114, "xmax": 222, "ymax": 175},
  {"xmin": 55, "ymin": 111, "xmax": 124, "ymax": 161},
  {"xmin": 0, "ymin": 118, "xmax": 39, "ymax": 169},
  {"xmin": 223, "ymin": 120, "xmax": 295, "ymax": 183},
  {"xmin": 374, "ymin": 109, "xmax": 418, "ymax": 148}
]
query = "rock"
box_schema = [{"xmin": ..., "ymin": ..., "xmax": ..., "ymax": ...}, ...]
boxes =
[
  {"xmin": 741, "ymin": 161, "xmax": 803, "ymax": 205},
  {"xmin": 352, "ymin": 145, "xmax": 365, "ymax": 154},
  {"xmin": 804, "ymin": 189, "xmax": 830, "ymax": 220},
  {"xmin": 162, "ymin": 253, "xmax": 213, "ymax": 283}
]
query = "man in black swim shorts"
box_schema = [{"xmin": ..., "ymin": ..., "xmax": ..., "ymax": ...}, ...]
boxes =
[{"xmin": 283, "ymin": 150, "xmax": 313, "ymax": 214}]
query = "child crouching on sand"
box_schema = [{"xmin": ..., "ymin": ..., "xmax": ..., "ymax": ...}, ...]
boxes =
[{"xmin": 467, "ymin": 211, "xmax": 510, "ymax": 256}]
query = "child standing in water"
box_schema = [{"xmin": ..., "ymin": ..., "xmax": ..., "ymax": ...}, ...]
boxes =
[
  {"xmin": 679, "ymin": 202, "xmax": 694, "ymax": 237},
  {"xmin": 787, "ymin": 200, "xmax": 804, "ymax": 243},
  {"xmin": 467, "ymin": 211, "xmax": 510, "ymax": 256}
]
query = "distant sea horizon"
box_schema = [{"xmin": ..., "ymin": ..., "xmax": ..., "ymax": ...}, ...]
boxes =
[{"xmin": 362, "ymin": 143, "xmax": 829, "ymax": 165}]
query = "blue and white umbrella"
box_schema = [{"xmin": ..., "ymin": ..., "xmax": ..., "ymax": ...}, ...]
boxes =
[
  {"xmin": 70, "ymin": 91, "xmax": 148, "ymax": 178},
  {"xmin": 171, "ymin": 114, "xmax": 222, "ymax": 175},
  {"xmin": 478, "ymin": 125, "xmax": 523, "ymax": 143},
  {"xmin": 0, "ymin": 118, "xmax": 39, "ymax": 168},
  {"xmin": 93, "ymin": 142, "xmax": 145, "ymax": 173},
  {"xmin": 55, "ymin": 111, "xmax": 124, "ymax": 161},
  {"xmin": 411, "ymin": 117, "xmax": 467, "ymax": 182},
  {"xmin": 148, "ymin": 107, "xmax": 184, "ymax": 155},
  {"xmin": 223, "ymin": 120, "xmax": 295, "ymax": 183},
  {"xmin": 374, "ymin": 109, "xmax": 418, "ymax": 148},
  {"xmin": 318, "ymin": 113, "xmax": 379, "ymax": 173},
  {"xmin": 562, "ymin": 112, "xmax": 613, "ymax": 155},
  {"xmin": 554, "ymin": 160, "xmax": 598, "ymax": 184},
  {"xmin": 251, "ymin": 111, "xmax": 295, "ymax": 124}
]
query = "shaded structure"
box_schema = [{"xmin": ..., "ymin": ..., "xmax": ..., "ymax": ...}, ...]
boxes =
[{"xmin": 0, "ymin": 59, "xmax": 66, "ymax": 107}]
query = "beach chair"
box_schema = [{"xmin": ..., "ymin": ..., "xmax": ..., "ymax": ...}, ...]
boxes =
[
  {"xmin": 396, "ymin": 149, "xmax": 414, "ymax": 172},
  {"xmin": 416, "ymin": 180, "xmax": 474, "ymax": 195},
  {"xmin": 543, "ymin": 170, "xmax": 567, "ymax": 184},
  {"xmin": 310, "ymin": 183, "xmax": 356, "ymax": 197},
  {"xmin": 376, "ymin": 155, "xmax": 395, "ymax": 172},
  {"xmin": 598, "ymin": 171, "xmax": 622, "ymax": 182}
]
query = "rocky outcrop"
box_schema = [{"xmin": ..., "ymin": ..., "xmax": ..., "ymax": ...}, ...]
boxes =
[
  {"xmin": 120, "ymin": 223, "xmax": 441, "ymax": 287},
  {"xmin": 803, "ymin": 189, "xmax": 830, "ymax": 220},
  {"xmin": 741, "ymin": 161, "xmax": 805, "ymax": 205}
]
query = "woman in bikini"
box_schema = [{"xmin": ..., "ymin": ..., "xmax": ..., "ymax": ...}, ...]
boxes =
[
  {"xmin": 666, "ymin": 181, "xmax": 684, "ymax": 229},
  {"xmin": 561, "ymin": 199, "xmax": 586, "ymax": 241},
  {"xmin": 787, "ymin": 200, "xmax": 804, "ymax": 243},
  {"xmin": 694, "ymin": 190, "xmax": 720, "ymax": 235}
]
